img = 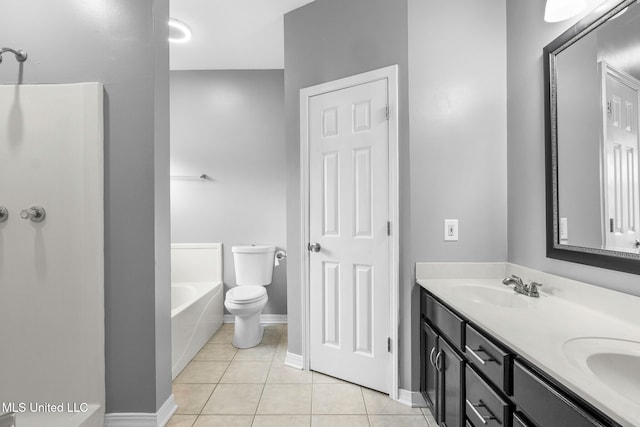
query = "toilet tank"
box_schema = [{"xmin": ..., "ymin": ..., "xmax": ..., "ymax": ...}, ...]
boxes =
[{"xmin": 232, "ymin": 245, "xmax": 276, "ymax": 286}]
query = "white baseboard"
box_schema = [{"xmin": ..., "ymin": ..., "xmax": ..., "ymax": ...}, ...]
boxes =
[
  {"xmin": 223, "ymin": 314, "xmax": 288, "ymax": 324},
  {"xmin": 104, "ymin": 395, "xmax": 177, "ymax": 427},
  {"xmin": 284, "ymin": 352, "xmax": 304, "ymax": 369},
  {"xmin": 398, "ymin": 389, "xmax": 427, "ymax": 408}
]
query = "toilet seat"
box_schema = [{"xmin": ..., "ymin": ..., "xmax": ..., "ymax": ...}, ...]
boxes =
[{"xmin": 226, "ymin": 285, "xmax": 267, "ymax": 304}]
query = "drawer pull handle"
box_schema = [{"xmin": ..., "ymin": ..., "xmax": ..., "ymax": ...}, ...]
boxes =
[
  {"xmin": 434, "ymin": 350, "xmax": 443, "ymax": 372},
  {"xmin": 466, "ymin": 399, "xmax": 497, "ymax": 425},
  {"xmin": 429, "ymin": 347, "xmax": 436, "ymax": 367},
  {"xmin": 465, "ymin": 345, "xmax": 496, "ymax": 366}
]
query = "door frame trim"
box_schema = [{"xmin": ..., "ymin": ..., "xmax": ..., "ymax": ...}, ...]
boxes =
[{"xmin": 299, "ymin": 65, "xmax": 400, "ymax": 400}]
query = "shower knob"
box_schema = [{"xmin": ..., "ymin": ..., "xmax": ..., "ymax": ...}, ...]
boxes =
[
  {"xmin": 20, "ymin": 206, "xmax": 46, "ymax": 223},
  {"xmin": 0, "ymin": 206, "xmax": 8, "ymax": 223}
]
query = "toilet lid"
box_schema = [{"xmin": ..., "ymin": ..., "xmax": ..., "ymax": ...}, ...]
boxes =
[{"xmin": 227, "ymin": 285, "xmax": 267, "ymax": 304}]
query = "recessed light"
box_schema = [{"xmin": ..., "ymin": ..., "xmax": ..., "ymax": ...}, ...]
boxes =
[
  {"xmin": 168, "ymin": 18, "xmax": 192, "ymax": 43},
  {"xmin": 544, "ymin": 0, "xmax": 586, "ymax": 22}
]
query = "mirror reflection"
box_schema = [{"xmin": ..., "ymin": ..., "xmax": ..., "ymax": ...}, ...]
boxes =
[{"xmin": 555, "ymin": 0, "xmax": 640, "ymax": 255}]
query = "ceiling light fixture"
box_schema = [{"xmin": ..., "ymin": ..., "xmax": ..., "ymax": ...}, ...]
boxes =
[
  {"xmin": 544, "ymin": 0, "xmax": 587, "ymax": 22},
  {"xmin": 168, "ymin": 18, "xmax": 192, "ymax": 43}
]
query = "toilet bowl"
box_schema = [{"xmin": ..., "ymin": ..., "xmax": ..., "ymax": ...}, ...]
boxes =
[
  {"xmin": 224, "ymin": 245, "xmax": 275, "ymax": 348},
  {"xmin": 225, "ymin": 285, "xmax": 268, "ymax": 348}
]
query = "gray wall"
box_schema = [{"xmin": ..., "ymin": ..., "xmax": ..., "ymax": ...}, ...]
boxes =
[
  {"xmin": 170, "ymin": 70, "xmax": 287, "ymax": 314},
  {"xmin": 154, "ymin": 0, "xmax": 173, "ymax": 409},
  {"xmin": 507, "ymin": 0, "xmax": 640, "ymax": 296},
  {"xmin": 284, "ymin": 0, "xmax": 508, "ymax": 392},
  {"xmin": 408, "ymin": 3, "xmax": 508, "ymax": 264},
  {"xmin": 283, "ymin": 0, "xmax": 411, "ymax": 384},
  {"xmin": 556, "ymin": 33, "xmax": 603, "ymax": 248},
  {"xmin": 408, "ymin": 0, "xmax": 507, "ymax": 388},
  {"xmin": 0, "ymin": 0, "xmax": 172, "ymax": 414}
]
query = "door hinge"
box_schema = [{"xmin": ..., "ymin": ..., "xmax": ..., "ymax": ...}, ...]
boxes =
[
  {"xmin": 387, "ymin": 337, "xmax": 391, "ymax": 352},
  {"xmin": 387, "ymin": 221, "xmax": 391, "ymax": 236},
  {"xmin": 385, "ymin": 105, "xmax": 390, "ymax": 120}
]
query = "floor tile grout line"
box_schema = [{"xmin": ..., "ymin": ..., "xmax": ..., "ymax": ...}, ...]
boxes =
[{"xmin": 361, "ymin": 386, "xmax": 370, "ymax": 416}]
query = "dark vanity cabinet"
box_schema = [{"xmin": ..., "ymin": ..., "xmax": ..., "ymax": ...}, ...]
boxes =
[
  {"xmin": 512, "ymin": 361, "xmax": 607, "ymax": 427},
  {"xmin": 440, "ymin": 339, "xmax": 465, "ymax": 427},
  {"xmin": 421, "ymin": 292, "xmax": 465, "ymax": 427},
  {"xmin": 421, "ymin": 321, "xmax": 438, "ymax": 411},
  {"xmin": 419, "ymin": 287, "xmax": 619, "ymax": 427}
]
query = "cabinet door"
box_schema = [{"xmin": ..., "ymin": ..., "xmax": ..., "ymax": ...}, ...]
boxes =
[
  {"xmin": 438, "ymin": 339, "xmax": 465, "ymax": 427},
  {"xmin": 422, "ymin": 322, "xmax": 439, "ymax": 413}
]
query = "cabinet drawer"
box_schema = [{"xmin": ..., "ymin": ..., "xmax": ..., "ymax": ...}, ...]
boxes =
[
  {"xmin": 513, "ymin": 361, "xmax": 604, "ymax": 427},
  {"xmin": 466, "ymin": 366, "xmax": 511, "ymax": 427},
  {"xmin": 425, "ymin": 294, "xmax": 464, "ymax": 349},
  {"xmin": 513, "ymin": 412, "xmax": 531, "ymax": 427},
  {"xmin": 465, "ymin": 324, "xmax": 513, "ymax": 394}
]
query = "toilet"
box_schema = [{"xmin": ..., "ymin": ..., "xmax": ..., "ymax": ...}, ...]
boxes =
[{"xmin": 224, "ymin": 245, "xmax": 275, "ymax": 348}]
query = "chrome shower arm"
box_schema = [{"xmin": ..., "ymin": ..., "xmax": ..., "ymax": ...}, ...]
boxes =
[{"xmin": 0, "ymin": 47, "xmax": 28, "ymax": 63}]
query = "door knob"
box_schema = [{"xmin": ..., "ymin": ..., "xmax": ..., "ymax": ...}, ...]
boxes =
[
  {"xmin": 307, "ymin": 242, "xmax": 321, "ymax": 252},
  {"xmin": 0, "ymin": 206, "xmax": 7, "ymax": 223},
  {"xmin": 20, "ymin": 206, "xmax": 46, "ymax": 223}
]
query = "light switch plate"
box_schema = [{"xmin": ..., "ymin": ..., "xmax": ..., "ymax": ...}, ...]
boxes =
[{"xmin": 444, "ymin": 219, "xmax": 458, "ymax": 241}]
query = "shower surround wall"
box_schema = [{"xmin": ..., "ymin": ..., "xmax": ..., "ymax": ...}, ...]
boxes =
[
  {"xmin": 0, "ymin": 83, "xmax": 104, "ymax": 426},
  {"xmin": 0, "ymin": 0, "xmax": 172, "ymax": 419},
  {"xmin": 170, "ymin": 70, "xmax": 287, "ymax": 315}
]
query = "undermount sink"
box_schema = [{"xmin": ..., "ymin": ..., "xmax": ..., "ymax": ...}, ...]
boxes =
[
  {"xmin": 563, "ymin": 337, "xmax": 640, "ymax": 404},
  {"xmin": 449, "ymin": 284, "xmax": 529, "ymax": 308}
]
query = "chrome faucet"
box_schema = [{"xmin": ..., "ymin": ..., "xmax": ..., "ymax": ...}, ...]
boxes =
[
  {"xmin": 502, "ymin": 275, "xmax": 542, "ymax": 298},
  {"xmin": 503, "ymin": 275, "xmax": 528, "ymax": 294}
]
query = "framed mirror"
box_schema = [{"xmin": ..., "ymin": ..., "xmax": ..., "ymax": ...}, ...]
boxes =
[{"xmin": 544, "ymin": 0, "xmax": 640, "ymax": 274}]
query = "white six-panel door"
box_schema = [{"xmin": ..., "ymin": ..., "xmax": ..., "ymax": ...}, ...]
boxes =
[
  {"xmin": 602, "ymin": 63, "xmax": 640, "ymax": 253},
  {"xmin": 307, "ymin": 78, "xmax": 390, "ymax": 393}
]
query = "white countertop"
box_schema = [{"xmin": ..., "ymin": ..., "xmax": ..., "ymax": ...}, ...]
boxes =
[{"xmin": 416, "ymin": 262, "xmax": 640, "ymax": 427}]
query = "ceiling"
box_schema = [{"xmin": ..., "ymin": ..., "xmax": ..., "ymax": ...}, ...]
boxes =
[
  {"xmin": 169, "ymin": 0, "xmax": 613, "ymax": 71},
  {"xmin": 169, "ymin": 0, "xmax": 315, "ymax": 70}
]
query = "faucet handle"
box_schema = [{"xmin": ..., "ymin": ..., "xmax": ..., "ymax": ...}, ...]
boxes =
[{"xmin": 529, "ymin": 282, "xmax": 543, "ymax": 298}]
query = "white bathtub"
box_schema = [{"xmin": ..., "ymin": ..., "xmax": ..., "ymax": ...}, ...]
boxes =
[
  {"xmin": 171, "ymin": 281, "xmax": 223, "ymax": 378},
  {"xmin": 171, "ymin": 244, "xmax": 224, "ymax": 379}
]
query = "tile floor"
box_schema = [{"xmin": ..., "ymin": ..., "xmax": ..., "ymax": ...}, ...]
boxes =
[{"xmin": 168, "ymin": 324, "xmax": 437, "ymax": 427}]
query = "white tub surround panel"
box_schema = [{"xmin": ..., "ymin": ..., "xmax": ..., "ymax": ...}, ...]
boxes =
[
  {"xmin": 0, "ymin": 83, "xmax": 105, "ymax": 427},
  {"xmin": 416, "ymin": 262, "xmax": 640, "ymax": 427}
]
